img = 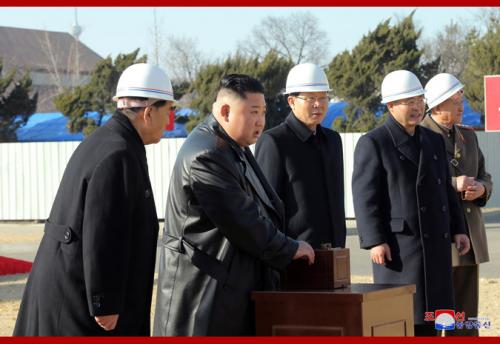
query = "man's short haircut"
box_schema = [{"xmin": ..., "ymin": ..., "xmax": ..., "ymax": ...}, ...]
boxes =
[
  {"xmin": 218, "ymin": 74, "xmax": 265, "ymax": 100},
  {"xmin": 121, "ymin": 97, "xmax": 168, "ymax": 113}
]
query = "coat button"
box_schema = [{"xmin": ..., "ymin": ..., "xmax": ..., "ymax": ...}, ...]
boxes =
[
  {"xmin": 145, "ymin": 189, "xmax": 151, "ymax": 198},
  {"xmin": 92, "ymin": 296, "xmax": 102, "ymax": 309},
  {"xmin": 64, "ymin": 229, "xmax": 71, "ymax": 242},
  {"xmin": 437, "ymin": 178, "xmax": 442, "ymax": 185},
  {"xmin": 420, "ymin": 206, "xmax": 427, "ymax": 212},
  {"xmin": 444, "ymin": 233, "xmax": 449, "ymax": 238},
  {"xmin": 399, "ymin": 155, "xmax": 405, "ymax": 160},
  {"xmin": 466, "ymin": 208, "xmax": 471, "ymax": 213},
  {"xmin": 441, "ymin": 205, "xmax": 447, "ymax": 212},
  {"xmin": 423, "ymin": 233, "xmax": 430, "ymax": 239},
  {"xmin": 433, "ymin": 154, "xmax": 438, "ymax": 160}
]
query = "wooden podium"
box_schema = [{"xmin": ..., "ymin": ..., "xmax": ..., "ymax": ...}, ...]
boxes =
[{"xmin": 252, "ymin": 283, "xmax": 416, "ymax": 336}]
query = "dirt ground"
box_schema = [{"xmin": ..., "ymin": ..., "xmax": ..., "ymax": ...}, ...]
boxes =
[
  {"xmin": 1, "ymin": 223, "xmax": 499, "ymax": 336},
  {"xmin": 1, "ymin": 274, "xmax": 498, "ymax": 336}
]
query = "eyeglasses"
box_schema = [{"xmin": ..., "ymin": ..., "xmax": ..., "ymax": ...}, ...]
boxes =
[
  {"xmin": 396, "ymin": 98, "xmax": 425, "ymax": 107},
  {"xmin": 294, "ymin": 96, "xmax": 330, "ymax": 104}
]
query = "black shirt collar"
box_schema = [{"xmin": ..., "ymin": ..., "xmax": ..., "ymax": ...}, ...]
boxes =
[
  {"xmin": 388, "ymin": 113, "xmax": 420, "ymax": 139},
  {"xmin": 285, "ymin": 112, "xmax": 323, "ymax": 142}
]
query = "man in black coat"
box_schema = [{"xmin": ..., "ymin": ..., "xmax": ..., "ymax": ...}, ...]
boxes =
[
  {"xmin": 153, "ymin": 74, "xmax": 315, "ymax": 336},
  {"xmin": 352, "ymin": 70, "xmax": 470, "ymax": 336},
  {"xmin": 14, "ymin": 63, "xmax": 175, "ymax": 336},
  {"xmin": 255, "ymin": 63, "xmax": 346, "ymax": 249}
]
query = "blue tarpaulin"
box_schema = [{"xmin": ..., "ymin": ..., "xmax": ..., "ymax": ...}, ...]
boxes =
[
  {"xmin": 16, "ymin": 111, "xmax": 188, "ymax": 142},
  {"xmin": 175, "ymin": 108, "xmax": 197, "ymax": 117},
  {"xmin": 321, "ymin": 99, "xmax": 482, "ymax": 129},
  {"xmin": 13, "ymin": 99, "xmax": 482, "ymax": 142}
]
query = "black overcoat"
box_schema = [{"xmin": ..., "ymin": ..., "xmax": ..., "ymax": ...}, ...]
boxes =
[
  {"xmin": 352, "ymin": 115, "xmax": 466, "ymax": 324},
  {"xmin": 255, "ymin": 113, "xmax": 346, "ymax": 248},
  {"xmin": 153, "ymin": 115, "xmax": 298, "ymax": 336},
  {"xmin": 14, "ymin": 112, "xmax": 159, "ymax": 336}
]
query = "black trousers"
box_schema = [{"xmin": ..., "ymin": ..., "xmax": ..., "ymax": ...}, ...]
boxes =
[
  {"xmin": 414, "ymin": 323, "xmax": 440, "ymax": 336},
  {"xmin": 446, "ymin": 264, "xmax": 479, "ymax": 336}
]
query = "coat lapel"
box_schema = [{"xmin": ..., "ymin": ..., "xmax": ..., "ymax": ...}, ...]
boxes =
[
  {"xmin": 422, "ymin": 115, "xmax": 455, "ymax": 158},
  {"xmin": 242, "ymin": 148, "xmax": 285, "ymax": 223},
  {"xmin": 384, "ymin": 115, "xmax": 419, "ymax": 166},
  {"xmin": 318, "ymin": 132, "xmax": 343, "ymax": 232},
  {"xmin": 208, "ymin": 115, "xmax": 284, "ymax": 223},
  {"xmin": 417, "ymin": 128, "xmax": 434, "ymax": 184},
  {"xmin": 453, "ymin": 125, "xmax": 466, "ymax": 173}
]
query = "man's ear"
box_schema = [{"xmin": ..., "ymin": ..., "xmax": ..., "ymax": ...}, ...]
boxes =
[
  {"xmin": 220, "ymin": 104, "xmax": 230, "ymax": 122},
  {"xmin": 287, "ymin": 96, "xmax": 295, "ymax": 109},
  {"xmin": 143, "ymin": 106, "xmax": 153, "ymax": 124}
]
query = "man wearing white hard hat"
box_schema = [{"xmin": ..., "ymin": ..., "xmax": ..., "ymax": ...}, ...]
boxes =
[
  {"xmin": 153, "ymin": 74, "xmax": 314, "ymax": 335},
  {"xmin": 14, "ymin": 63, "xmax": 175, "ymax": 336},
  {"xmin": 421, "ymin": 73, "xmax": 492, "ymax": 336},
  {"xmin": 255, "ymin": 63, "xmax": 346, "ymax": 250},
  {"xmin": 352, "ymin": 70, "xmax": 470, "ymax": 336}
]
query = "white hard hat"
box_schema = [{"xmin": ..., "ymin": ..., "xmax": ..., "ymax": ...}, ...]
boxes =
[
  {"xmin": 381, "ymin": 70, "xmax": 425, "ymax": 104},
  {"xmin": 424, "ymin": 73, "xmax": 464, "ymax": 110},
  {"xmin": 285, "ymin": 63, "xmax": 331, "ymax": 94},
  {"xmin": 113, "ymin": 63, "xmax": 174, "ymax": 102}
]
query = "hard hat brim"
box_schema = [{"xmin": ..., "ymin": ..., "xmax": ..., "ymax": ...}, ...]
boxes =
[
  {"xmin": 426, "ymin": 82, "xmax": 464, "ymax": 110},
  {"xmin": 285, "ymin": 85, "xmax": 331, "ymax": 94},
  {"xmin": 113, "ymin": 89, "xmax": 175, "ymax": 103},
  {"xmin": 381, "ymin": 88, "xmax": 425, "ymax": 104}
]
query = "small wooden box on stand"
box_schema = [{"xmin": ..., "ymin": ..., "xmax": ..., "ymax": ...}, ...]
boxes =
[
  {"xmin": 282, "ymin": 244, "xmax": 350, "ymax": 290},
  {"xmin": 252, "ymin": 243, "xmax": 416, "ymax": 336}
]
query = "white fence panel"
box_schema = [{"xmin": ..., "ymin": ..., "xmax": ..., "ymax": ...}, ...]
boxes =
[
  {"xmin": 340, "ymin": 133, "xmax": 363, "ymax": 218},
  {"xmin": 1, "ymin": 131, "xmax": 498, "ymax": 220},
  {"xmin": 145, "ymin": 138, "xmax": 185, "ymax": 219},
  {"xmin": 477, "ymin": 132, "xmax": 500, "ymax": 208},
  {"xmin": 0, "ymin": 140, "xmax": 185, "ymax": 221},
  {"xmin": 0, "ymin": 142, "xmax": 79, "ymax": 220}
]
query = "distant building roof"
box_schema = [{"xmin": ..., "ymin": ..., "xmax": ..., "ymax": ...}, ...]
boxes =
[
  {"xmin": 0, "ymin": 26, "xmax": 102, "ymax": 113},
  {"xmin": 0, "ymin": 26, "xmax": 101, "ymax": 74}
]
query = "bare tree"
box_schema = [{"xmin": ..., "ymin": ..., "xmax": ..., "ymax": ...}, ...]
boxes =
[
  {"xmin": 34, "ymin": 27, "xmax": 83, "ymax": 111},
  {"xmin": 164, "ymin": 35, "xmax": 204, "ymax": 83},
  {"xmin": 421, "ymin": 20, "xmax": 471, "ymax": 77},
  {"xmin": 37, "ymin": 30, "xmax": 65, "ymax": 93},
  {"xmin": 475, "ymin": 7, "xmax": 500, "ymax": 33},
  {"xmin": 237, "ymin": 12, "xmax": 330, "ymax": 65}
]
